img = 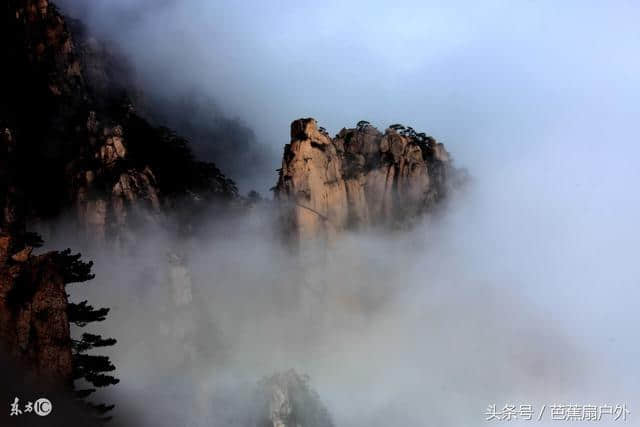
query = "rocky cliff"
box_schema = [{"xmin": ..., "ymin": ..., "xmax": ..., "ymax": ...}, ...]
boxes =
[
  {"xmin": 275, "ymin": 118, "xmax": 464, "ymax": 241},
  {"xmin": 0, "ymin": 126, "xmax": 73, "ymax": 385},
  {"xmin": 1, "ymin": 0, "xmax": 238, "ymax": 245},
  {"xmin": 0, "ymin": 241, "xmax": 74, "ymax": 385},
  {"xmin": 1, "ymin": 123, "xmax": 117, "ymax": 427},
  {"xmin": 0, "ymin": 0, "xmax": 133, "ymax": 402}
]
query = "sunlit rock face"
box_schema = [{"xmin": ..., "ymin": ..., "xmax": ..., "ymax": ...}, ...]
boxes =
[
  {"xmin": 275, "ymin": 118, "xmax": 464, "ymax": 241},
  {"xmin": 73, "ymin": 114, "xmax": 163, "ymax": 244}
]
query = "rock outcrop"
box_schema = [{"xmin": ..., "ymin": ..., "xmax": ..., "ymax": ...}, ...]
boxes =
[
  {"xmin": 275, "ymin": 118, "xmax": 464, "ymax": 241},
  {"xmin": 259, "ymin": 370, "xmax": 335, "ymax": 427},
  {"xmin": 0, "ymin": 241, "xmax": 74, "ymax": 385}
]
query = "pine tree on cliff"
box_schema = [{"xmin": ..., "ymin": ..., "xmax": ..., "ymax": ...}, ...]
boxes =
[{"xmin": 55, "ymin": 249, "xmax": 119, "ymax": 422}]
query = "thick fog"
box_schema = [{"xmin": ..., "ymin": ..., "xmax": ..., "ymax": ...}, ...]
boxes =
[
  {"xmin": 45, "ymin": 156, "xmax": 640, "ymax": 427},
  {"xmin": 44, "ymin": 1, "xmax": 640, "ymax": 426}
]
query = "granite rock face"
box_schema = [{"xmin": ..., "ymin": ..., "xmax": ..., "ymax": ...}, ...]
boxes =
[
  {"xmin": 1, "ymin": 0, "xmax": 237, "ymax": 245},
  {"xmin": 275, "ymin": 118, "xmax": 464, "ymax": 241},
  {"xmin": 0, "ymin": 242, "xmax": 74, "ymax": 385}
]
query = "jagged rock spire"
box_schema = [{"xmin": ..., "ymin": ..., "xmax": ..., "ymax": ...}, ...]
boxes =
[{"xmin": 276, "ymin": 118, "xmax": 464, "ymax": 242}]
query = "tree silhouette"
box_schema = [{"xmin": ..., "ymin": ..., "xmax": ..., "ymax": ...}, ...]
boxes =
[
  {"xmin": 68, "ymin": 301, "xmax": 109, "ymax": 327},
  {"xmin": 356, "ymin": 120, "xmax": 370, "ymax": 130},
  {"xmin": 59, "ymin": 248, "xmax": 119, "ymax": 422},
  {"xmin": 401, "ymin": 126, "xmax": 416, "ymax": 138}
]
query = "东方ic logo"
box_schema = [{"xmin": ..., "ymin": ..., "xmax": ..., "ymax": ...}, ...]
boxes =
[{"xmin": 9, "ymin": 397, "xmax": 52, "ymax": 417}]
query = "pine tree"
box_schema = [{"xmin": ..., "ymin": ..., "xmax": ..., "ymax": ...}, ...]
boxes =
[
  {"xmin": 356, "ymin": 120, "xmax": 371, "ymax": 130},
  {"xmin": 57, "ymin": 248, "xmax": 119, "ymax": 422}
]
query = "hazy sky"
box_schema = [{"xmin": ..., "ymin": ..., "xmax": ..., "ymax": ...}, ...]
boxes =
[{"xmin": 57, "ymin": 0, "xmax": 640, "ymax": 190}]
